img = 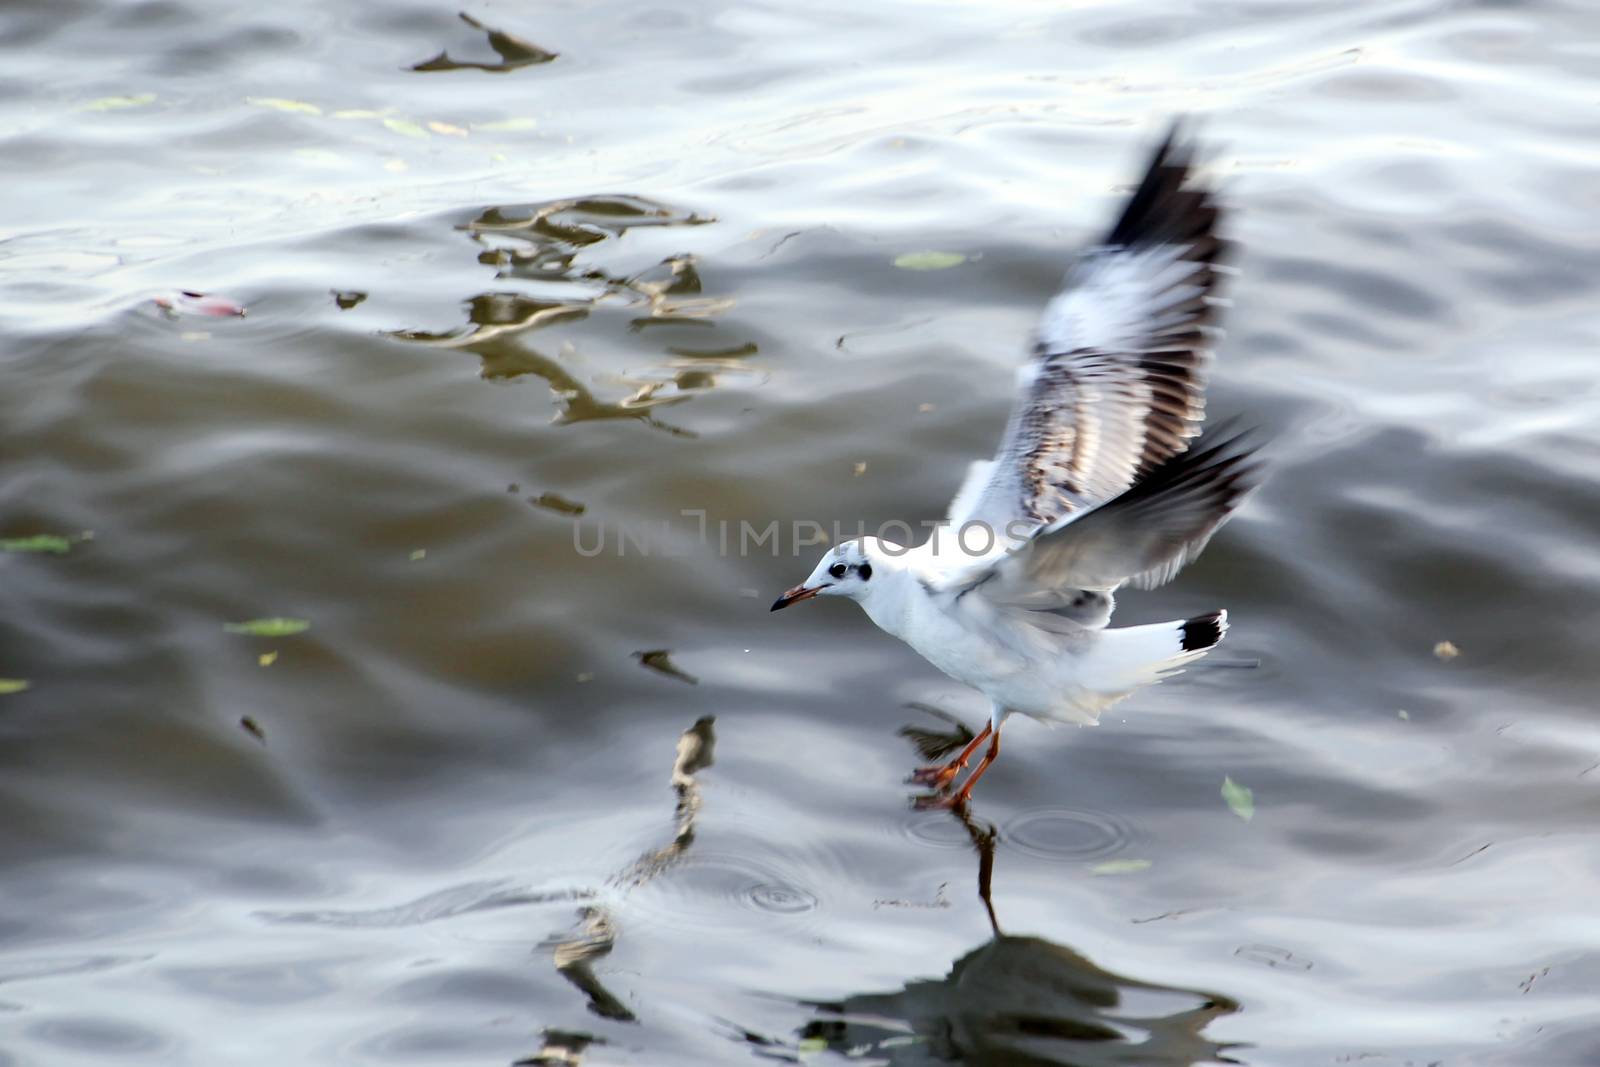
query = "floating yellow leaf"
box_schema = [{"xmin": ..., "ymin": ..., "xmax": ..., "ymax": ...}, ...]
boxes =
[
  {"xmin": 0, "ymin": 679, "xmax": 30, "ymax": 694},
  {"xmin": 894, "ymin": 251, "xmax": 966, "ymax": 271},
  {"xmin": 258, "ymin": 651, "xmax": 278, "ymax": 667},
  {"xmin": 382, "ymin": 118, "xmax": 428, "ymax": 139},
  {"xmin": 1090, "ymin": 858, "xmax": 1152, "ymax": 876},
  {"xmin": 224, "ymin": 617, "xmax": 310, "ymax": 637},
  {"xmin": 246, "ymin": 97, "xmax": 322, "ymax": 115},
  {"xmin": 83, "ymin": 93, "xmax": 156, "ymax": 111}
]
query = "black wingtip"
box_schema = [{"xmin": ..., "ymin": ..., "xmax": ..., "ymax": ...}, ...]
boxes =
[
  {"xmin": 1181, "ymin": 609, "xmax": 1228, "ymax": 652},
  {"xmin": 1103, "ymin": 117, "xmax": 1222, "ymax": 255}
]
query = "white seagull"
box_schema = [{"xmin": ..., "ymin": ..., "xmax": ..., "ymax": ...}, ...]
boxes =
[{"xmin": 771, "ymin": 122, "xmax": 1262, "ymax": 806}]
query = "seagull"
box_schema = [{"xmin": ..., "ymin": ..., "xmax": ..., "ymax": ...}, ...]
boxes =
[{"xmin": 771, "ymin": 122, "xmax": 1262, "ymax": 806}]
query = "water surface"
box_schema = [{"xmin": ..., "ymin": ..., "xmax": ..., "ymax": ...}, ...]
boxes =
[{"xmin": 5, "ymin": 0, "xmax": 1600, "ymax": 1063}]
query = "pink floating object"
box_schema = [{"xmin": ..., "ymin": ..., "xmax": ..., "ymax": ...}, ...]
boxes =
[{"xmin": 153, "ymin": 289, "xmax": 247, "ymax": 317}]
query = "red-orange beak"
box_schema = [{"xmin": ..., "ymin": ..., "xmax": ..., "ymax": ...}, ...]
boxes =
[{"xmin": 770, "ymin": 583, "xmax": 824, "ymax": 611}]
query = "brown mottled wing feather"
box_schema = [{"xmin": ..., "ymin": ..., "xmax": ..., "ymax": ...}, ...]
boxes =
[
  {"xmin": 949, "ymin": 428, "xmax": 1262, "ymax": 611},
  {"xmin": 952, "ymin": 122, "xmax": 1232, "ymax": 536}
]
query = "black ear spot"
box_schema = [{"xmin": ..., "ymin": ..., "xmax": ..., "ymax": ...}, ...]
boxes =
[
  {"xmin": 828, "ymin": 563, "xmax": 847, "ymax": 579},
  {"xmin": 858, "ymin": 562, "xmax": 872, "ymax": 580}
]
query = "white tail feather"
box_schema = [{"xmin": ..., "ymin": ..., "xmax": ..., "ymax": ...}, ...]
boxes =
[{"xmin": 1070, "ymin": 609, "xmax": 1228, "ymax": 716}]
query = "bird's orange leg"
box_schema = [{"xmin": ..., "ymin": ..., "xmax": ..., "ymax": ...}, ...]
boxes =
[
  {"xmin": 952, "ymin": 728, "xmax": 1002, "ymax": 805},
  {"xmin": 908, "ymin": 722, "xmax": 992, "ymax": 791}
]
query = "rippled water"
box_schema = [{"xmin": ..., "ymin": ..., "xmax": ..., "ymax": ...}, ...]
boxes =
[{"xmin": 6, "ymin": 0, "xmax": 1600, "ymax": 1063}]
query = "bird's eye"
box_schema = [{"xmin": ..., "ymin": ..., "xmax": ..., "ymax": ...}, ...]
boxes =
[
  {"xmin": 858, "ymin": 563, "xmax": 872, "ymax": 580},
  {"xmin": 828, "ymin": 563, "xmax": 847, "ymax": 579}
]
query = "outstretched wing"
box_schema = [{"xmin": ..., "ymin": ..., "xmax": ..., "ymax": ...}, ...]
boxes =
[
  {"xmin": 945, "ymin": 428, "xmax": 1262, "ymax": 612},
  {"xmin": 951, "ymin": 122, "xmax": 1232, "ymax": 539}
]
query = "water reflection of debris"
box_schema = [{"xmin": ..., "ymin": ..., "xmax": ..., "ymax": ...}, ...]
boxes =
[
  {"xmin": 513, "ymin": 1028, "xmax": 599, "ymax": 1067},
  {"xmin": 412, "ymin": 11, "xmax": 558, "ymax": 73},
  {"xmin": 633, "ymin": 649, "xmax": 699, "ymax": 686},
  {"xmin": 389, "ymin": 196, "xmax": 754, "ymax": 438},
  {"xmin": 535, "ymin": 716, "xmax": 716, "ymax": 1045}
]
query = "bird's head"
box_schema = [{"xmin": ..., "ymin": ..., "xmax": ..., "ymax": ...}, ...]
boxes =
[{"xmin": 770, "ymin": 537, "xmax": 894, "ymax": 611}]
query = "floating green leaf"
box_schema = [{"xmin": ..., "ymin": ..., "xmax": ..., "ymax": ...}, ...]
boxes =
[
  {"xmin": 409, "ymin": 549, "xmax": 427, "ymax": 561},
  {"xmin": 224, "ymin": 617, "xmax": 310, "ymax": 637},
  {"xmin": 0, "ymin": 679, "xmax": 30, "ymax": 694},
  {"xmin": 247, "ymin": 96, "xmax": 322, "ymax": 115},
  {"xmin": 1221, "ymin": 776, "xmax": 1255, "ymax": 822},
  {"xmin": 894, "ymin": 250, "xmax": 966, "ymax": 271},
  {"xmin": 382, "ymin": 118, "xmax": 429, "ymax": 139},
  {"xmin": 1090, "ymin": 858, "xmax": 1152, "ymax": 876},
  {"xmin": 83, "ymin": 93, "xmax": 156, "ymax": 111},
  {"xmin": 1, "ymin": 535, "xmax": 72, "ymax": 554}
]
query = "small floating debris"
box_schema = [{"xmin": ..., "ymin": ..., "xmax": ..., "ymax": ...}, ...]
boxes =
[
  {"xmin": 873, "ymin": 883, "xmax": 950, "ymax": 910},
  {"xmin": 853, "ymin": 462, "xmax": 868, "ymax": 477},
  {"xmin": 1, "ymin": 534, "xmax": 73, "ymax": 554},
  {"xmin": 153, "ymin": 290, "xmax": 247, "ymax": 318},
  {"xmin": 893, "ymin": 250, "xmax": 965, "ymax": 271},
  {"xmin": 240, "ymin": 716, "xmax": 266, "ymax": 743},
  {"xmin": 246, "ymin": 96, "xmax": 321, "ymax": 115},
  {"xmin": 1433, "ymin": 640, "xmax": 1460, "ymax": 661},
  {"xmin": 331, "ymin": 290, "xmax": 367, "ymax": 310},
  {"xmin": 258, "ymin": 651, "xmax": 278, "ymax": 667},
  {"xmin": 382, "ymin": 117, "xmax": 428, "ymax": 139},
  {"xmin": 409, "ymin": 549, "xmax": 427, "ymax": 562},
  {"xmin": 474, "ymin": 116, "xmax": 539, "ymax": 132},
  {"xmin": 1234, "ymin": 944, "xmax": 1312, "ymax": 971},
  {"xmin": 224, "ymin": 617, "xmax": 310, "ymax": 637},
  {"xmin": 0, "ymin": 679, "xmax": 30, "ymax": 695},
  {"xmin": 531, "ymin": 492, "xmax": 585, "ymax": 516},
  {"xmin": 635, "ymin": 649, "xmax": 698, "ymax": 685},
  {"xmin": 1090, "ymin": 858, "xmax": 1153, "ymax": 876},
  {"xmin": 82, "ymin": 93, "xmax": 157, "ymax": 112},
  {"xmin": 1221, "ymin": 775, "xmax": 1254, "ymax": 822}
]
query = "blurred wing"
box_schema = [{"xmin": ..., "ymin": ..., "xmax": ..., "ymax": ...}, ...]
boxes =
[
  {"xmin": 952, "ymin": 122, "xmax": 1231, "ymax": 537},
  {"xmin": 947, "ymin": 429, "xmax": 1261, "ymax": 611}
]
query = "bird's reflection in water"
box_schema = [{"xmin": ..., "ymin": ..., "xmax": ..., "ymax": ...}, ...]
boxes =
[
  {"xmin": 782, "ymin": 719, "xmax": 1241, "ymax": 1066},
  {"xmin": 525, "ymin": 716, "xmax": 717, "ymax": 1060}
]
